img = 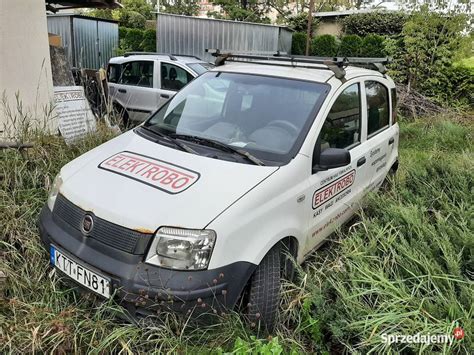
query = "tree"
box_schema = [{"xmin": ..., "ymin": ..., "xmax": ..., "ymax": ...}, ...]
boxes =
[
  {"xmin": 87, "ymin": 0, "xmax": 154, "ymax": 29},
  {"xmin": 401, "ymin": 9, "xmax": 469, "ymax": 91},
  {"xmin": 161, "ymin": 0, "xmax": 200, "ymax": 16},
  {"xmin": 208, "ymin": 0, "xmax": 271, "ymax": 23}
]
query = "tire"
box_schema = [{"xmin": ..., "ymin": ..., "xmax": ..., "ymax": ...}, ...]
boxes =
[
  {"xmin": 381, "ymin": 164, "xmax": 398, "ymax": 192},
  {"xmin": 245, "ymin": 243, "xmax": 281, "ymax": 332}
]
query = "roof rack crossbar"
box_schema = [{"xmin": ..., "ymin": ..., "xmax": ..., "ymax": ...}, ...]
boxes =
[
  {"xmin": 170, "ymin": 54, "xmax": 202, "ymax": 60},
  {"xmin": 205, "ymin": 49, "xmax": 391, "ymax": 78}
]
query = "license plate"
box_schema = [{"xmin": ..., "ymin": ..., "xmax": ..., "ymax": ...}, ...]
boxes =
[{"xmin": 50, "ymin": 245, "xmax": 111, "ymax": 298}]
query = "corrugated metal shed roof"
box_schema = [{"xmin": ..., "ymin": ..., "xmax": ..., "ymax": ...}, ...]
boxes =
[{"xmin": 46, "ymin": 0, "xmax": 121, "ymax": 11}]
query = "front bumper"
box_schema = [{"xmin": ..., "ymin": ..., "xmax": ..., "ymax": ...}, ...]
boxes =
[{"xmin": 38, "ymin": 205, "xmax": 255, "ymax": 316}]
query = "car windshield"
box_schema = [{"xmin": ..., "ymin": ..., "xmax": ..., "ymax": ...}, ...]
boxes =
[
  {"xmin": 187, "ymin": 62, "xmax": 213, "ymax": 75},
  {"xmin": 144, "ymin": 71, "xmax": 328, "ymax": 164}
]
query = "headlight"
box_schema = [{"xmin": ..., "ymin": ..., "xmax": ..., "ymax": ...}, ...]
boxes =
[
  {"xmin": 146, "ymin": 227, "xmax": 216, "ymax": 270},
  {"xmin": 47, "ymin": 173, "xmax": 62, "ymax": 210}
]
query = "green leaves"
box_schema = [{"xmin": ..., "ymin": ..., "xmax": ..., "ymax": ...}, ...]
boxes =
[{"xmin": 342, "ymin": 11, "xmax": 409, "ymax": 37}]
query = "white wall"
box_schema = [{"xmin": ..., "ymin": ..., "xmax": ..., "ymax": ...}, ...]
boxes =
[{"xmin": 0, "ymin": 0, "xmax": 56, "ymax": 137}]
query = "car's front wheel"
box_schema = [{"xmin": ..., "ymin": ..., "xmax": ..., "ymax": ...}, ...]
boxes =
[{"xmin": 244, "ymin": 243, "xmax": 282, "ymax": 332}]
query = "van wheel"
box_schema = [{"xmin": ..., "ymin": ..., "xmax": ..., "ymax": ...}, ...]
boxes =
[{"xmin": 245, "ymin": 243, "xmax": 281, "ymax": 333}]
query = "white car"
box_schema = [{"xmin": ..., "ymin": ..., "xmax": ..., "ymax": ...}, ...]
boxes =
[
  {"xmin": 107, "ymin": 52, "xmax": 212, "ymax": 124},
  {"xmin": 39, "ymin": 52, "xmax": 399, "ymax": 331}
]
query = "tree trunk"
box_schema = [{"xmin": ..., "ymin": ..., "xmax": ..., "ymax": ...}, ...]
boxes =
[{"xmin": 305, "ymin": 0, "xmax": 315, "ymax": 56}]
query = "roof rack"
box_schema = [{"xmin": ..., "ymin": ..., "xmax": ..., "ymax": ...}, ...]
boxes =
[
  {"xmin": 205, "ymin": 49, "xmax": 391, "ymax": 79},
  {"xmin": 171, "ymin": 54, "xmax": 203, "ymax": 60},
  {"xmin": 123, "ymin": 52, "xmax": 203, "ymax": 61}
]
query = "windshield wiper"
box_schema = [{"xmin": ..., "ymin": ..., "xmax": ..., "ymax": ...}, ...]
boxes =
[
  {"xmin": 169, "ymin": 133, "xmax": 265, "ymax": 166},
  {"xmin": 139, "ymin": 126, "xmax": 197, "ymax": 155}
]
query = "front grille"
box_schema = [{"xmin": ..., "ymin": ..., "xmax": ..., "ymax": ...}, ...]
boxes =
[{"xmin": 53, "ymin": 194, "xmax": 153, "ymax": 254}]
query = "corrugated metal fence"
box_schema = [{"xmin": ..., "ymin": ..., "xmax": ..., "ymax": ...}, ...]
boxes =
[
  {"xmin": 47, "ymin": 15, "xmax": 118, "ymax": 70},
  {"xmin": 157, "ymin": 14, "xmax": 292, "ymax": 62}
]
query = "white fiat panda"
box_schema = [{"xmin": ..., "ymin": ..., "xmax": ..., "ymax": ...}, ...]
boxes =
[{"xmin": 39, "ymin": 52, "xmax": 399, "ymax": 331}]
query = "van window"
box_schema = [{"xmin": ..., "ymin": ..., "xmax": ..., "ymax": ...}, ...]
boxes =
[
  {"xmin": 319, "ymin": 83, "xmax": 361, "ymax": 150},
  {"xmin": 119, "ymin": 61, "xmax": 154, "ymax": 88},
  {"xmin": 107, "ymin": 64, "xmax": 120, "ymax": 83},
  {"xmin": 366, "ymin": 81, "xmax": 389, "ymax": 135},
  {"xmin": 161, "ymin": 63, "xmax": 193, "ymax": 91}
]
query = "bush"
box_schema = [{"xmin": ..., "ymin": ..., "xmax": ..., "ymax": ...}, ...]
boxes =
[
  {"xmin": 291, "ymin": 32, "xmax": 307, "ymax": 55},
  {"xmin": 311, "ymin": 34, "xmax": 338, "ymax": 57},
  {"xmin": 342, "ymin": 11, "xmax": 408, "ymax": 36},
  {"xmin": 422, "ymin": 64, "xmax": 474, "ymax": 107},
  {"xmin": 385, "ymin": 8, "xmax": 472, "ymax": 107},
  {"xmin": 117, "ymin": 27, "xmax": 156, "ymax": 53},
  {"xmin": 338, "ymin": 35, "xmax": 362, "ymax": 57},
  {"xmin": 141, "ymin": 29, "xmax": 157, "ymax": 52},
  {"xmin": 360, "ymin": 34, "xmax": 386, "ymax": 57},
  {"xmin": 286, "ymin": 13, "xmax": 318, "ymax": 33}
]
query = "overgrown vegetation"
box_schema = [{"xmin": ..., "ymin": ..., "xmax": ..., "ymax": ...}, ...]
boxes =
[
  {"xmin": 118, "ymin": 27, "xmax": 156, "ymax": 53},
  {"xmin": 1, "ymin": 113, "xmax": 472, "ymax": 353},
  {"xmin": 292, "ymin": 7, "xmax": 473, "ymax": 109},
  {"xmin": 341, "ymin": 11, "xmax": 409, "ymax": 36}
]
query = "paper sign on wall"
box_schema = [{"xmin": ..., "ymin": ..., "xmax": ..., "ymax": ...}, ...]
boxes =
[{"xmin": 54, "ymin": 86, "xmax": 97, "ymax": 144}]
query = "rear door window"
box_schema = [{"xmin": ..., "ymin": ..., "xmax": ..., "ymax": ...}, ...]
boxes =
[
  {"xmin": 161, "ymin": 63, "xmax": 194, "ymax": 91},
  {"xmin": 366, "ymin": 81, "xmax": 390, "ymax": 136},
  {"xmin": 119, "ymin": 61, "xmax": 154, "ymax": 88}
]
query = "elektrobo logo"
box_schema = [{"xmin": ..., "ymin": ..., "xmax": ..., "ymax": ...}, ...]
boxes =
[{"xmin": 381, "ymin": 327, "xmax": 465, "ymax": 346}]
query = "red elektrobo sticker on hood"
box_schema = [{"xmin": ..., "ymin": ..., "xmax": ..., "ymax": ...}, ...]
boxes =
[{"xmin": 99, "ymin": 151, "xmax": 200, "ymax": 194}]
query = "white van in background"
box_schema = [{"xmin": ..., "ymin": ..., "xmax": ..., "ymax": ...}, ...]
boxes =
[{"xmin": 107, "ymin": 53, "xmax": 212, "ymax": 125}]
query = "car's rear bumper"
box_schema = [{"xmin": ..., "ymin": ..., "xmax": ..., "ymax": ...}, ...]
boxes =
[{"xmin": 38, "ymin": 205, "xmax": 255, "ymax": 316}]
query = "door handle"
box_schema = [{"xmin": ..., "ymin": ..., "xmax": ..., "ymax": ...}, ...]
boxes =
[
  {"xmin": 160, "ymin": 94, "xmax": 170, "ymax": 99},
  {"xmin": 357, "ymin": 157, "xmax": 366, "ymax": 167},
  {"xmin": 118, "ymin": 89, "xmax": 127, "ymax": 93},
  {"xmin": 388, "ymin": 137, "xmax": 395, "ymax": 145}
]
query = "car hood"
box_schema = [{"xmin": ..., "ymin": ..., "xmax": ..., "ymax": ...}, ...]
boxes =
[{"xmin": 59, "ymin": 130, "xmax": 278, "ymax": 232}]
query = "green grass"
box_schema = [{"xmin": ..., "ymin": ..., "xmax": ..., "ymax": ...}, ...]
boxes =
[{"xmin": 1, "ymin": 115, "xmax": 473, "ymax": 353}]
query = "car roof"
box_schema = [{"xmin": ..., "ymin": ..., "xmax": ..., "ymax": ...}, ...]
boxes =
[
  {"xmin": 109, "ymin": 54, "xmax": 206, "ymax": 65},
  {"xmin": 209, "ymin": 62, "xmax": 383, "ymax": 83}
]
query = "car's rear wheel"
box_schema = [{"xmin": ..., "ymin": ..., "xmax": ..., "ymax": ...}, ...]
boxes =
[
  {"xmin": 381, "ymin": 161, "xmax": 399, "ymax": 192},
  {"xmin": 245, "ymin": 243, "xmax": 282, "ymax": 332}
]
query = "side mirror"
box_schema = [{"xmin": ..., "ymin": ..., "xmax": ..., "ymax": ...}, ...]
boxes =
[{"xmin": 313, "ymin": 148, "xmax": 351, "ymax": 173}]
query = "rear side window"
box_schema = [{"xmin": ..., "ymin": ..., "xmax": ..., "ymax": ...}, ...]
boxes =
[
  {"xmin": 161, "ymin": 63, "xmax": 194, "ymax": 91},
  {"xmin": 319, "ymin": 83, "xmax": 361, "ymax": 150},
  {"xmin": 119, "ymin": 61, "xmax": 154, "ymax": 88},
  {"xmin": 366, "ymin": 81, "xmax": 389, "ymax": 136},
  {"xmin": 107, "ymin": 64, "xmax": 120, "ymax": 83}
]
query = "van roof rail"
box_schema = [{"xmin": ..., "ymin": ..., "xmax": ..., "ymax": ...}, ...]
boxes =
[
  {"xmin": 123, "ymin": 52, "xmax": 177, "ymax": 60},
  {"xmin": 123, "ymin": 52, "xmax": 203, "ymax": 61},
  {"xmin": 205, "ymin": 49, "xmax": 391, "ymax": 79}
]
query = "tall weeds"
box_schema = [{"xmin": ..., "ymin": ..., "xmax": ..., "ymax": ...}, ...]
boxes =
[{"xmin": 1, "ymin": 114, "xmax": 473, "ymax": 353}]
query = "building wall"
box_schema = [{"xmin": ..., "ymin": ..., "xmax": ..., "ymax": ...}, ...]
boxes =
[
  {"xmin": 0, "ymin": 0, "xmax": 56, "ymax": 137},
  {"xmin": 47, "ymin": 15, "xmax": 119, "ymax": 70},
  {"xmin": 315, "ymin": 19, "xmax": 343, "ymax": 36},
  {"xmin": 157, "ymin": 13, "xmax": 292, "ymax": 63}
]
